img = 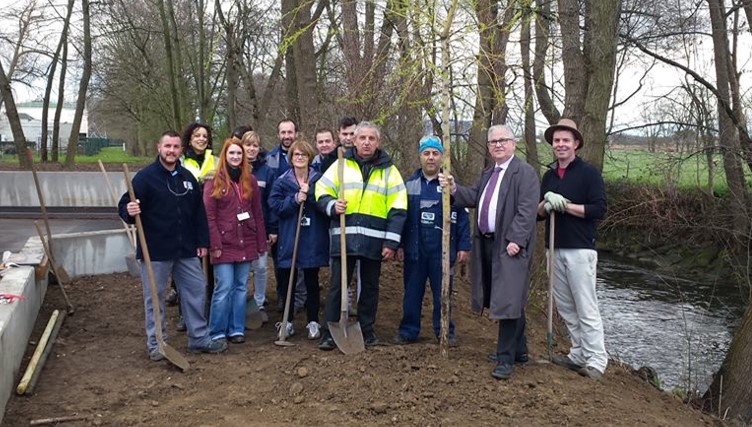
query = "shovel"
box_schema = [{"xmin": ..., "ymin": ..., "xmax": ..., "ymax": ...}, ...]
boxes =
[
  {"xmin": 546, "ymin": 211, "xmax": 556, "ymax": 360},
  {"xmin": 123, "ymin": 164, "xmax": 189, "ymax": 371},
  {"xmin": 328, "ymin": 147, "xmax": 365, "ymax": 354},
  {"xmin": 34, "ymin": 222, "xmax": 74, "ymax": 315},
  {"xmin": 274, "ymin": 199, "xmax": 306, "ymax": 347}
]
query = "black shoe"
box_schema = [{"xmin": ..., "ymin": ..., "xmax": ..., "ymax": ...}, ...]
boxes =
[
  {"xmin": 487, "ymin": 353, "xmax": 529, "ymax": 364},
  {"xmin": 552, "ymin": 355, "xmax": 582, "ymax": 372},
  {"xmin": 491, "ymin": 362, "xmax": 514, "ymax": 380},
  {"xmin": 364, "ymin": 333, "xmax": 380, "ymax": 347},
  {"xmin": 229, "ymin": 335, "xmax": 245, "ymax": 344},
  {"xmin": 393, "ymin": 335, "xmax": 417, "ymax": 345},
  {"xmin": 275, "ymin": 300, "xmax": 285, "ymax": 313},
  {"xmin": 318, "ymin": 336, "xmax": 336, "ymax": 351}
]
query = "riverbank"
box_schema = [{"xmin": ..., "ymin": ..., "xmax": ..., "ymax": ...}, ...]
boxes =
[{"xmin": 4, "ymin": 269, "xmax": 721, "ymax": 426}]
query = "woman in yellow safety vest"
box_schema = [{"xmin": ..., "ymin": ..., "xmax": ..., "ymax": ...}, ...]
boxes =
[{"xmin": 181, "ymin": 123, "xmax": 217, "ymax": 182}]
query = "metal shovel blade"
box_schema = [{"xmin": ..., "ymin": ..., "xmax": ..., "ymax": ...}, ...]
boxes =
[
  {"xmin": 159, "ymin": 342, "xmax": 190, "ymax": 372},
  {"xmin": 125, "ymin": 252, "xmax": 140, "ymax": 278},
  {"xmin": 245, "ymin": 299, "xmax": 263, "ymax": 330},
  {"xmin": 328, "ymin": 315, "xmax": 365, "ymax": 355}
]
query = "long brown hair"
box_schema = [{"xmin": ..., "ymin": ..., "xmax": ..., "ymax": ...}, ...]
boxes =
[{"xmin": 211, "ymin": 138, "xmax": 252, "ymax": 200}]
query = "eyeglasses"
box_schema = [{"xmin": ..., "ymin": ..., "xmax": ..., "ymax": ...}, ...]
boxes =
[
  {"xmin": 292, "ymin": 153, "xmax": 309, "ymax": 158},
  {"xmin": 487, "ymin": 138, "xmax": 515, "ymax": 146}
]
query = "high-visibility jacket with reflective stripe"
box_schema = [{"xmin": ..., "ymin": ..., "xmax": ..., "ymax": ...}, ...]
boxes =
[
  {"xmin": 181, "ymin": 149, "xmax": 217, "ymax": 182},
  {"xmin": 315, "ymin": 148, "xmax": 407, "ymax": 260}
]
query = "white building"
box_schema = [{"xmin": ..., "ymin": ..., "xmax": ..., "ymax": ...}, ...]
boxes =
[{"xmin": 0, "ymin": 101, "xmax": 87, "ymax": 150}]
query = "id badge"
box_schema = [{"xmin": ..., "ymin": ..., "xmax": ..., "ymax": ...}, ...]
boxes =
[
  {"xmin": 237, "ymin": 211, "xmax": 250, "ymax": 221},
  {"xmin": 300, "ymin": 216, "xmax": 311, "ymax": 226}
]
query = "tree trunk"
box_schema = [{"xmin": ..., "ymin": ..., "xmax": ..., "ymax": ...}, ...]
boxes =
[
  {"xmin": 520, "ymin": 3, "xmax": 539, "ymax": 175},
  {"xmin": 292, "ymin": 0, "xmax": 320, "ymax": 135},
  {"xmin": 281, "ymin": 0, "xmax": 300, "ymax": 124},
  {"xmin": 157, "ymin": 0, "xmax": 182, "ymax": 129},
  {"xmin": 533, "ymin": 0, "xmax": 560, "ymax": 125},
  {"xmin": 64, "ymin": 0, "xmax": 92, "ymax": 167},
  {"xmin": 0, "ymin": 61, "xmax": 31, "ymax": 170},
  {"xmin": 52, "ymin": 36, "xmax": 68, "ymax": 163}
]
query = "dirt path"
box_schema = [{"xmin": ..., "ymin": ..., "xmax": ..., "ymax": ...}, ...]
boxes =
[{"xmin": 4, "ymin": 264, "xmax": 719, "ymax": 426}]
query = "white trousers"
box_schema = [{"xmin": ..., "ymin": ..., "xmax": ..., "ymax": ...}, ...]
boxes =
[{"xmin": 549, "ymin": 248, "xmax": 608, "ymax": 373}]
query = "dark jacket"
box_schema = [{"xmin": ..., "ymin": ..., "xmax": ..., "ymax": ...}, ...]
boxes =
[
  {"xmin": 401, "ymin": 168, "xmax": 471, "ymax": 264},
  {"xmin": 453, "ymin": 156, "xmax": 540, "ymax": 320},
  {"xmin": 266, "ymin": 144, "xmax": 290, "ymax": 179},
  {"xmin": 251, "ymin": 151, "xmax": 278, "ymax": 235},
  {"xmin": 538, "ymin": 156, "xmax": 606, "ymax": 250},
  {"xmin": 118, "ymin": 158, "xmax": 209, "ymax": 261},
  {"xmin": 203, "ymin": 173, "xmax": 267, "ymax": 265},
  {"xmin": 269, "ymin": 168, "xmax": 329, "ymax": 269}
]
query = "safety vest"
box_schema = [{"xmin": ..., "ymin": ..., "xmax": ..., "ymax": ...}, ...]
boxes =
[
  {"xmin": 315, "ymin": 151, "xmax": 407, "ymax": 259},
  {"xmin": 182, "ymin": 149, "xmax": 217, "ymax": 182}
]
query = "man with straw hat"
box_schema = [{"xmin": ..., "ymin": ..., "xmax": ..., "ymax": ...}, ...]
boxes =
[{"xmin": 538, "ymin": 118, "xmax": 608, "ymax": 380}]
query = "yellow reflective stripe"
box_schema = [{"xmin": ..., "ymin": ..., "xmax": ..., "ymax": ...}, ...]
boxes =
[{"xmin": 386, "ymin": 182, "xmax": 406, "ymax": 196}]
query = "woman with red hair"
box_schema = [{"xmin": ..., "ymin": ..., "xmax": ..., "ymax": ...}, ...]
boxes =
[{"xmin": 203, "ymin": 139, "xmax": 267, "ymax": 344}]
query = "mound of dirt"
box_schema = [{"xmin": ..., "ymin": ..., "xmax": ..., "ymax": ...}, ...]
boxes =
[{"xmin": 4, "ymin": 263, "xmax": 718, "ymax": 426}]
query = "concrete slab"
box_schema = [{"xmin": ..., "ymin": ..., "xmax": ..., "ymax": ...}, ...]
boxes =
[
  {"xmin": 0, "ymin": 171, "xmax": 130, "ymax": 207},
  {"xmin": 0, "ymin": 219, "xmax": 124, "ymax": 254}
]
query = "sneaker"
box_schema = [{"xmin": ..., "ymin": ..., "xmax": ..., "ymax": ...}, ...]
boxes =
[
  {"xmin": 551, "ymin": 355, "xmax": 582, "ymax": 372},
  {"xmin": 148, "ymin": 349, "xmax": 165, "ymax": 361},
  {"xmin": 176, "ymin": 316, "xmax": 186, "ymax": 332},
  {"xmin": 229, "ymin": 335, "xmax": 245, "ymax": 344},
  {"xmin": 578, "ymin": 366, "xmax": 603, "ymax": 380},
  {"xmin": 306, "ymin": 321, "xmax": 321, "ymax": 340},
  {"xmin": 275, "ymin": 322, "xmax": 294, "ymax": 338},
  {"xmin": 165, "ymin": 288, "xmax": 178, "ymax": 306},
  {"xmin": 188, "ymin": 339, "xmax": 228, "ymax": 354},
  {"xmin": 259, "ymin": 307, "xmax": 269, "ymax": 324}
]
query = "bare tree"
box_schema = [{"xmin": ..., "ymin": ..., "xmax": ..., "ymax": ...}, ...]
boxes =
[{"xmin": 64, "ymin": 0, "xmax": 92, "ymax": 167}]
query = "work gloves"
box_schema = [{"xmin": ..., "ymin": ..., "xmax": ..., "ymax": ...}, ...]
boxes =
[{"xmin": 544, "ymin": 192, "xmax": 569, "ymax": 212}]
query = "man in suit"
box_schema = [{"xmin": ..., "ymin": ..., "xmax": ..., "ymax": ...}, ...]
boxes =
[{"xmin": 439, "ymin": 124, "xmax": 539, "ymax": 379}]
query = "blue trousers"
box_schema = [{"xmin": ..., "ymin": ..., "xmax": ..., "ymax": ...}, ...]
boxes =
[
  {"xmin": 209, "ymin": 262, "xmax": 251, "ymax": 340},
  {"xmin": 398, "ymin": 255, "xmax": 455, "ymax": 340},
  {"xmin": 140, "ymin": 258, "xmax": 210, "ymax": 352}
]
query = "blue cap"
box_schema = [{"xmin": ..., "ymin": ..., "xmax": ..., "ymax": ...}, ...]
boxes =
[{"xmin": 418, "ymin": 136, "xmax": 443, "ymax": 153}]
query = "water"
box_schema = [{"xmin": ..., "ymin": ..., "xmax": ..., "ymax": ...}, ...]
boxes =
[{"xmin": 597, "ymin": 254, "xmax": 746, "ymax": 392}]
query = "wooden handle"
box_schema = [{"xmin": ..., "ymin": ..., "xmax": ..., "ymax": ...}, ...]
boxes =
[
  {"xmin": 123, "ymin": 164, "xmax": 165, "ymax": 345},
  {"xmin": 337, "ymin": 147, "xmax": 348, "ymax": 315}
]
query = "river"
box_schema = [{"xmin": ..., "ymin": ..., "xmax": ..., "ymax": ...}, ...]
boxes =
[{"xmin": 597, "ymin": 253, "xmax": 746, "ymax": 392}]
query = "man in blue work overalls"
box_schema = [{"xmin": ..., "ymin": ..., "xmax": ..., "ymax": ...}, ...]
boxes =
[{"xmin": 395, "ymin": 136, "xmax": 471, "ymax": 346}]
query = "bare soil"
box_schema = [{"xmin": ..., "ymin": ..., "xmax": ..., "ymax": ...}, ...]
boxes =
[{"xmin": 4, "ymin": 263, "xmax": 719, "ymax": 426}]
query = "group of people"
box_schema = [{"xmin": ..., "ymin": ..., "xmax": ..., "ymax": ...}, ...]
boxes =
[{"xmin": 118, "ymin": 115, "xmax": 608, "ymax": 382}]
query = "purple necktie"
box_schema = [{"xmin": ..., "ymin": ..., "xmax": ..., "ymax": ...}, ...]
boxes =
[{"xmin": 478, "ymin": 166, "xmax": 502, "ymax": 234}]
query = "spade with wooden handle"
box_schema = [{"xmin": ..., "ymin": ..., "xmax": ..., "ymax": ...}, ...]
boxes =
[
  {"xmin": 34, "ymin": 222, "xmax": 74, "ymax": 315},
  {"xmin": 123, "ymin": 164, "xmax": 189, "ymax": 371}
]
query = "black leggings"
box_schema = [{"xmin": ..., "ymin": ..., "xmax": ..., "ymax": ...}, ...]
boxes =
[{"xmin": 278, "ymin": 268, "xmax": 320, "ymax": 323}]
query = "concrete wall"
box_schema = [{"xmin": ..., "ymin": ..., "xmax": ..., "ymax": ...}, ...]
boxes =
[
  {"xmin": 0, "ymin": 171, "xmax": 133, "ymax": 207},
  {"xmin": 0, "ymin": 229, "xmax": 131, "ymax": 423},
  {"xmin": 0, "ymin": 267, "xmax": 47, "ymax": 424}
]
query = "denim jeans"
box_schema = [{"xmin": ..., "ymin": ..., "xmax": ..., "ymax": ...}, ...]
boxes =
[
  {"xmin": 250, "ymin": 253, "xmax": 268, "ymax": 307},
  {"xmin": 209, "ymin": 262, "xmax": 251, "ymax": 340},
  {"xmin": 140, "ymin": 258, "xmax": 210, "ymax": 351}
]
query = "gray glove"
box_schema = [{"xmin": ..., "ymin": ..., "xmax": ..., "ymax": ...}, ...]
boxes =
[
  {"xmin": 544, "ymin": 201, "xmax": 554, "ymax": 214},
  {"xmin": 544, "ymin": 191, "xmax": 569, "ymax": 212}
]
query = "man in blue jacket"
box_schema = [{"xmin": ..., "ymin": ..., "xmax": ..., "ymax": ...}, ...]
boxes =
[
  {"xmin": 395, "ymin": 136, "xmax": 471, "ymax": 346},
  {"xmin": 119, "ymin": 130, "xmax": 226, "ymax": 361}
]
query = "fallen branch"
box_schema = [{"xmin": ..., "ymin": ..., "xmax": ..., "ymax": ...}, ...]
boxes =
[{"xmin": 29, "ymin": 415, "xmax": 89, "ymax": 426}]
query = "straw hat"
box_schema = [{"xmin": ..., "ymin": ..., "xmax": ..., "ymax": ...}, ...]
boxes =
[{"xmin": 544, "ymin": 118, "xmax": 583, "ymax": 149}]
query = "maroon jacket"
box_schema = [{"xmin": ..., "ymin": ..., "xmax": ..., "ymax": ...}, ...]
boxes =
[{"xmin": 203, "ymin": 174, "xmax": 267, "ymax": 265}]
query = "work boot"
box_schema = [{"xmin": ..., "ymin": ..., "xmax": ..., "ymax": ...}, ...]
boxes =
[
  {"xmin": 364, "ymin": 332, "xmax": 380, "ymax": 347},
  {"xmin": 393, "ymin": 334, "xmax": 416, "ymax": 345},
  {"xmin": 148, "ymin": 349, "xmax": 165, "ymax": 361},
  {"xmin": 488, "ymin": 353, "xmax": 529, "ymax": 364},
  {"xmin": 259, "ymin": 307, "xmax": 269, "ymax": 324},
  {"xmin": 306, "ymin": 321, "xmax": 321, "ymax": 340},
  {"xmin": 229, "ymin": 335, "xmax": 245, "ymax": 344}
]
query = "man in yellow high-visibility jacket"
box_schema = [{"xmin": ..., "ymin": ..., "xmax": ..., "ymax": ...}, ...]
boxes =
[{"xmin": 315, "ymin": 121, "xmax": 408, "ymax": 350}]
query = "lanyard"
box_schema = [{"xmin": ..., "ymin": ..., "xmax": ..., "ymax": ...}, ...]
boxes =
[{"xmin": 230, "ymin": 181, "xmax": 244, "ymax": 205}]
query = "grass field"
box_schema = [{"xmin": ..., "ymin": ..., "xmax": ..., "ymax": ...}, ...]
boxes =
[{"xmin": 1, "ymin": 146, "xmax": 151, "ymax": 165}]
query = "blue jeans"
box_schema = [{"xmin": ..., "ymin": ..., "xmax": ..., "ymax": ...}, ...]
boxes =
[
  {"xmin": 209, "ymin": 262, "xmax": 251, "ymax": 340},
  {"xmin": 250, "ymin": 253, "xmax": 268, "ymax": 307},
  {"xmin": 141, "ymin": 258, "xmax": 210, "ymax": 351}
]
